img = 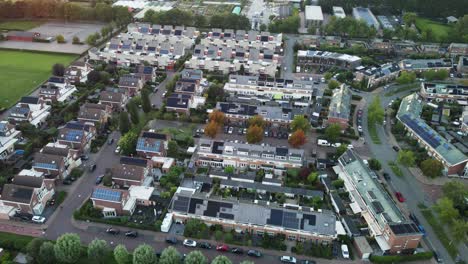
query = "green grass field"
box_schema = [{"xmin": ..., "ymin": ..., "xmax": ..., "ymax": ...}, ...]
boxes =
[
  {"xmin": 0, "ymin": 20, "xmax": 43, "ymax": 31},
  {"xmin": 0, "ymin": 50, "xmax": 76, "ymax": 110},
  {"xmin": 415, "ymin": 18, "xmax": 452, "ymax": 41}
]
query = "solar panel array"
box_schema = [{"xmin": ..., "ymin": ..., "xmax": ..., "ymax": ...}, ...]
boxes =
[
  {"xmin": 283, "ymin": 211, "xmax": 299, "ymax": 229},
  {"xmin": 92, "ymin": 188, "xmax": 121, "ymax": 202},
  {"xmin": 136, "ymin": 138, "xmax": 161, "ymax": 152},
  {"xmin": 400, "ymin": 114, "xmax": 441, "ymax": 148},
  {"xmin": 173, "ymin": 196, "xmax": 190, "ymax": 212},
  {"xmin": 34, "ymin": 162, "xmax": 58, "ymax": 170},
  {"xmin": 64, "ymin": 130, "xmax": 83, "ymax": 142}
]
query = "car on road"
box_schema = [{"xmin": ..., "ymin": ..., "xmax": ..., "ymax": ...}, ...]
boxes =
[
  {"xmin": 62, "ymin": 179, "xmax": 72, "ymax": 185},
  {"xmin": 228, "ymin": 127, "xmax": 234, "ymax": 134},
  {"xmin": 106, "ymin": 228, "xmax": 120, "ymax": 235},
  {"xmin": 80, "ymin": 155, "xmax": 89, "ymax": 161},
  {"xmin": 247, "ymin": 249, "xmax": 262, "ymax": 258},
  {"xmin": 299, "ymin": 260, "xmax": 316, "ymax": 264},
  {"xmin": 357, "ymin": 109, "xmax": 363, "ymax": 116},
  {"xmin": 395, "ymin": 192, "xmax": 405, "ymax": 202},
  {"xmin": 383, "ymin": 172, "xmax": 390, "ymax": 181},
  {"xmin": 392, "ymin": 146, "xmax": 400, "ymax": 152},
  {"xmin": 216, "ymin": 244, "xmax": 229, "ymax": 252},
  {"xmin": 115, "ymin": 146, "xmax": 121, "ymax": 154},
  {"xmin": 183, "ymin": 239, "xmax": 197, "ymax": 247},
  {"xmin": 358, "ymin": 125, "xmax": 363, "ymax": 133},
  {"xmin": 341, "ymin": 244, "xmax": 350, "ymax": 259},
  {"xmin": 280, "ymin": 256, "xmax": 297, "ymax": 263},
  {"xmin": 165, "ymin": 237, "xmax": 178, "ymax": 244},
  {"xmin": 108, "ymin": 138, "xmax": 114, "ymax": 145},
  {"xmin": 162, "ymin": 91, "xmax": 167, "ymax": 97},
  {"xmin": 125, "ymin": 231, "xmax": 138, "ymax": 238},
  {"xmin": 231, "ymin": 248, "xmax": 243, "ymax": 254},
  {"xmin": 199, "ymin": 242, "xmax": 212, "ymax": 249},
  {"xmin": 95, "ymin": 175, "xmax": 104, "ymax": 185},
  {"xmin": 433, "ymin": 251, "xmax": 443, "ymax": 263},
  {"xmin": 89, "ymin": 163, "xmax": 96, "ymax": 172},
  {"xmin": 32, "ymin": 216, "xmax": 46, "ymax": 224}
]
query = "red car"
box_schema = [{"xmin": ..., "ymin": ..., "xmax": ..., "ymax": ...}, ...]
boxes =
[
  {"xmin": 395, "ymin": 192, "xmax": 405, "ymax": 202},
  {"xmin": 216, "ymin": 244, "xmax": 229, "ymax": 252}
]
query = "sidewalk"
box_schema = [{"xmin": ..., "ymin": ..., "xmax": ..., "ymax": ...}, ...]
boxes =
[{"xmin": 0, "ymin": 220, "xmax": 44, "ymax": 237}]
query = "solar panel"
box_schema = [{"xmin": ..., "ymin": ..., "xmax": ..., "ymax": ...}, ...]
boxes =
[
  {"xmin": 267, "ymin": 209, "xmax": 283, "ymax": 226},
  {"xmin": 65, "ymin": 130, "xmax": 83, "ymax": 141},
  {"xmin": 219, "ymin": 213, "xmax": 234, "ymax": 220},
  {"xmin": 92, "ymin": 188, "xmax": 121, "ymax": 202},
  {"xmin": 173, "ymin": 196, "xmax": 190, "ymax": 212},
  {"xmin": 136, "ymin": 138, "xmax": 162, "ymax": 152},
  {"xmin": 34, "ymin": 162, "xmax": 58, "ymax": 170},
  {"xmin": 282, "ymin": 211, "xmax": 299, "ymax": 229},
  {"xmin": 401, "ymin": 114, "xmax": 440, "ymax": 148}
]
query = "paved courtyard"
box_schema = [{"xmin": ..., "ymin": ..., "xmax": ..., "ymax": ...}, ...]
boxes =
[{"xmin": 0, "ymin": 22, "xmax": 106, "ymax": 54}]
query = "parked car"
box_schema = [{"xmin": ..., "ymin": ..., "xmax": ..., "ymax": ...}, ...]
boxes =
[
  {"xmin": 199, "ymin": 242, "xmax": 212, "ymax": 249},
  {"xmin": 62, "ymin": 179, "xmax": 72, "ymax": 185},
  {"xmin": 228, "ymin": 127, "xmax": 234, "ymax": 134},
  {"xmin": 183, "ymin": 239, "xmax": 197, "ymax": 247},
  {"xmin": 433, "ymin": 251, "xmax": 443, "ymax": 263},
  {"xmin": 216, "ymin": 244, "xmax": 229, "ymax": 252},
  {"xmin": 395, "ymin": 192, "xmax": 405, "ymax": 202},
  {"xmin": 47, "ymin": 199, "xmax": 56, "ymax": 206},
  {"xmin": 165, "ymin": 237, "xmax": 178, "ymax": 244},
  {"xmin": 106, "ymin": 228, "xmax": 120, "ymax": 235},
  {"xmin": 80, "ymin": 155, "xmax": 89, "ymax": 161},
  {"xmin": 115, "ymin": 146, "xmax": 121, "ymax": 154},
  {"xmin": 32, "ymin": 216, "xmax": 46, "ymax": 224},
  {"xmin": 95, "ymin": 175, "xmax": 104, "ymax": 185},
  {"xmin": 89, "ymin": 163, "xmax": 96, "ymax": 172},
  {"xmin": 341, "ymin": 244, "xmax": 350, "ymax": 259},
  {"xmin": 108, "ymin": 138, "xmax": 114, "ymax": 145},
  {"xmin": 299, "ymin": 261, "xmax": 316, "ymax": 264},
  {"xmin": 383, "ymin": 172, "xmax": 390, "ymax": 181},
  {"xmin": 392, "ymin": 146, "xmax": 400, "ymax": 151},
  {"xmin": 247, "ymin": 250, "xmax": 262, "ymax": 257},
  {"xmin": 231, "ymin": 248, "xmax": 243, "ymax": 254},
  {"xmin": 125, "ymin": 231, "xmax": 138, "ymax": 238},
  {"xmin": 357, "ymin": 126, "xmax": 363, "ymax": 132},
  {"xmin": 280, "ymin": 256, "xmax": 297, "ymax": 263}
]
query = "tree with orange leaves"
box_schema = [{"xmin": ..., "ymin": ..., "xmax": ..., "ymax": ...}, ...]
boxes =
[
  {"xmin": 288, "ymin": 129, "xmax": 306, "ymax": 147},
  {"xmin": 204, "ymin": 121, "xmax": 219, "ymax": 138},
  {"xmin": 246, "ymin": 125, "xmax": 263, "ymax": 143},
  {"xmin": 209, "ymin": 110, "xmax": 225, "ymax": 125}
]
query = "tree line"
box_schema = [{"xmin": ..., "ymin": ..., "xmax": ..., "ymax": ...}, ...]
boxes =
[
  {"xmin": 0, "ymin": 0, "xmax": 132, "ymax": 26},
  {"xmin": 142, "ymin": 9, "xmax": 251, "ymax": 30}
]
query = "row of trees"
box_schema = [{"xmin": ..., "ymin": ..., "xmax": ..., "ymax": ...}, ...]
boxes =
[
  {"xmin": 26, "ymin": 233, "xmax": 253, "ymax": 264},
  {"xmin": 396, "ymin": 148, "xmax": 444, "ymax": 178},
  {"xmin": 323, "ymin": 16, "xmax": 378, "ymax": 39},
  {"xmin": 268, "ymin": 9, "xmax": 300, "ymax": 33},
  {"xmin": 0, "ymin": 1, "xmax": 132, "ymax": 26},
  {"xmin": 143, "ymin": 9, "xmax": 251, "ymax": 30}
]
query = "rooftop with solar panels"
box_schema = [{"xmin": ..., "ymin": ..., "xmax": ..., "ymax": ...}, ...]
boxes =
[
  {"xmin": 338, "ymin": 149, "xmax": 405, "ymax": 228},
  {"xmin": 170, "ymin": 189, "xmax": 336, "ymax": 237},
  {"xmin": 397, "ymin": 93, "xmax": 467, "ymax": 166}
]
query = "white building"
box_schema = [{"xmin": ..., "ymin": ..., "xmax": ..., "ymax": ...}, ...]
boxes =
[
  {"xmin": 0, "ymin": 121, "xmax": 21, "ymax": 161},
  {"xmin": 305, "ymin": 5, "xmax": 324, "ymax": 26},
  {"xmin": 8, "ymin": 96, "xmax": 51, "ymax": 127},
  {"xmin": 332, "ymin": 6, "xmax": 346, "ymax": 18}
]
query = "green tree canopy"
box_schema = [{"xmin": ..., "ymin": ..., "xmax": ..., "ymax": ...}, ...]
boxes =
[
  {"xmin": 420, "ymin": 159, "xmax": 444, "ymax": 178},
  {"xmin": 434, "ymin": 197, "xmax": 459, "ymax": 224},
  {"xmin": 54, "ymin": 233, "xmax": 81, "ymax": 264},
  {"xmin": 141, "ymin": 88, "xmax": 152, "ymax": 113},
  {"xmin": 159, "ymin": 246, "xmax": 181, "ymax": 264},
  {"xmin": 184, "ymin": 251, "xmax": 207, "ymax": 264},
  {"xmin": 26, "ymin": 238, "xmax": 45, "ymax": 264},
  {"xmin": 397, "ymin": 150, "xmax": 416, "ymax": 167},
  {"xmin": 133, "ymin": 244, "xmax": 157, "ymax": 264},
  {"xmin": 325, "ymin": 124, "xmax": 341, "ymax": 143},
  {"xmin": 291, "ymin": 115, "xmax": 311, "ymax": 132},
  {"xmin": 368, "ymin": 158, "xmax": 382, "ymax": 171},
  {"xmin": 119, "ymin": 111, "xmax": 130, "ymax": 134},
  {"xmin": 38, "ymin": 242, "xmax": 56, "ymax": 264},
  {"xmin": 118, "ymin": 131, "xmax": 138, "ymax": 156},
  {"xmin": 211, "ymin": 255, "xmax": 232, "ymax": 264},
  {"xmin": 87, "ymin": 239, "xmax": 109, "ymax": 264}
]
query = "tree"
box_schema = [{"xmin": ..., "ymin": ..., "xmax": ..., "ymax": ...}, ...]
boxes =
[
  {"xmin": 403, "ymin": 12, "xmax": 417, "ymax": 26},
  {"xmin": 423, "ymin": 69, "xmax": 449, "ymax": 81},
  {"xmin": 397, "ymin": 150, "xmax": 416, "ymax": 167},
  {"xmin": 328, "ymin": 80, "xmax": 340, "ymax": 90},
  {"xmin": 205, "ymin": 121, "xmax": 219, "ymax": 138},
  {"xmin": 87, "ymin": 239, "xmax": 109, "ymax": 264},
  {"xmin": 211, "ymin": 255, "xmax": 232, "ymax": 264},
  {"xmin": 451, "ymin": 219, "xmax": 468, "ymax": 244},
  {"xmin": 133, "ymin": 244, "xmax": 157, "ymax": 264},
  {"xmin": 159, "ymin": 246, "xmax": 181, "ymax": 264},
  {"xmin": 52, "ymin": 63, "xmax": 65, "ymax": 76},
  {"xmin": 38, "ymin": 242, "xmax": 56, "ymax": 264},
  {"xmin": 332, "ymin": 179, "xmax": 344, "ymax": 188},
  {"xmin": 246, "ymin": 125, "xmax": 263, "ymax": 143},
  {"xmin": 420, "ymin": 159, "xmax": 444, "ymax": 178},
  {"xmin": 224, "ymin": 166, "xmax": 234, "ymax": 174},
  {"xmin": 184, "ymin": 251, "xmax": 207, "ymax": 264},
  {"xmin": 118, "ymin": 131, "xmax": 138, "ymax": 156},
  {"xmin": 26, "ymin": 238, "xmax": 45, "ymax": 263},
  {"xmin": 207, "ymin": 83, "xmax": 224, "ymax": 105},
  {"xmin": 184, "ymin": 219, "xmax": 208, "ymax": 239},
  {"xmin": 167, "ymin": 140, "xmax": 179, "ymax": 158},
  {"xmin": 240, "ymin": 262, "xmax": 254, "ymax": 264},
  {"xmin": 336, "ymin": 144, "xmax": 347, "ymax": 157},
  {"xmin": 288, "ymin": 129, "xmax": 306, "ymax": 147},
  {"xmin": 307, "ymin": 171, "xmax": 319, "ymax": 184},
  {"xmin": 396, "ymin": 71, "xmax": 416, "ymax": 85},
  {"xmin": 368, "ymin": 158, "xmax": 382, "ymax": 171},
  {"xmin": 209, "ymin": 110, "xmax": 225, "ymax": 125},
  {"xmin": 56, "ymin": 34, "xmax": 65, "ymax": 43},
  {"xmin": 248, "ymin": 115, "xmax": 265, "ymax": 128},
  {"xmin": 291, "ymin": 115, "xmax": 310, "ymax": 132},
  {"xmin": 434, "ymin": 197, "xmax": 459, "ymax": 224},
  {"xmin": 86, "ymin": 33, "xmax": 98, "ymax": 45},
  {"xmin": 87, "ymin": 70, "xmax": 101, "ymax": 84},
  {"xmin": 141, "ymin": 88, "xmax": 152, "ymax": 113},
  {"xmin": 325, "ymin": 124, "xmax": 341, "ymax": 143},
  {"xmin": 127, "ymin": 100, "xmax": 139, "ymax": 125},
  {"xmin": 119, "ymin": 112, "xmax": 130, "ymax": 134},
  {"xmin": 442, "ymin": 182, "xmax": 468, "ymax": 217},
  {"xmin": 54, "ymin": 233, "xmax": 81, "ymax": 264},
  {"xmin": 368, "ymin": 96, "xmax": 384, "ymax": 125}
]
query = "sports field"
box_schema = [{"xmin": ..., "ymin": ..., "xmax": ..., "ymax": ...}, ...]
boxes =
[
  {"xmin": 0, "ymin": 50, "xmax": 76, "ymax": 110},
  {"xmin": 415, "ymin": 18, "xmax": 452, "ymax": 41},
  {"xmin": 0, "ymin": 20, "xmax": 44, "ymax": 31}
]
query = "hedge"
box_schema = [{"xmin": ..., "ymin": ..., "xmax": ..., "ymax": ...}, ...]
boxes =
[
  {"xmin": 370, "ymin": 252, "xmax": 433, "ymax": 263},
  {"xmin": 0, "ymin": 232, "xmax": 34, "ymax": 251}
]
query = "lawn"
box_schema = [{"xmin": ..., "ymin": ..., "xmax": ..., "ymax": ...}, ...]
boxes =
[
  {"xmin": 415, "ymin": 18, "xmax": 452, "ymax": 41},
  {"xmin": 0, "ymin": 20, "xmax": 43, "ymax": 31},
  {"xmin": 367, "ymin": 122, "xmax": 381, "ymax": 144},
  {"xmin": 0, "ymin": 50, "xmax": 76, "ymax": 110}
]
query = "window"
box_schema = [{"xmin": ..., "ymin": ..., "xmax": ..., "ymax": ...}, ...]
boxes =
[{"xmin": 287, "ymin": 235, "xmax": 296, "ymax": 240}]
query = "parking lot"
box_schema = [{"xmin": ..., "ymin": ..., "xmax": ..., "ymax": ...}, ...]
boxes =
[{"xmin": 0, "ymin": 22, "xmax": 106, "ymax": 54}]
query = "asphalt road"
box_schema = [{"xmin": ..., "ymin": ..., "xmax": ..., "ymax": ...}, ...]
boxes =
[{"xmin": 151, "ymin": 71, "xmax": 175, "ymax": 108}]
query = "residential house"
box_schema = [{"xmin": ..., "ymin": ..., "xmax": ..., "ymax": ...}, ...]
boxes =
[
  {"xmin": 355, "ymin": 63, "xmax": 401, "ymax": 89},
  {"xmin": 151, "ymin": 156, "xmax": 175, "ymax": 174},
  {"xmin": 99, "ymin": 89, "xmax": 128, "ymax": 111},
  {"xmin": 39, "ymin": 76, "xmax": 77, "ymax": 103},
  {"xmin": 32, "ymin": 152, "xmax": 66, "ymax": 180},
  {"xmin": 0, "ymin": 121, "xmax": 21, "ymax": 161},
  {"xmin": 111, "ymin": 157, "xmax": 153, "ymax": 187},
  {"xmin": 448, "ymin": 43, "xmax": 468, "ymax": 56},
  {"xmin": 419, "ymin": 82, "xmax": 468, "ymax": 104},
  {"xmin": 327, "ymin": 84, "xmax": 352, "ymax": 129},
  {"xmin": 8, "ymin": 96, "xmax": 51, "ymax": 127},
  {"xmin": 0, "ymin": 174, "xmax": 55, "ymax": 215},
  {"xmin": 136, "ymin": 131, "xmax": 170, "ymax": 158},
  {"xmin": 457, "ymin": 56, "xmax": 468, "ymax": 75},
  {"xmin": 128, "ymin": 186, "xmax": 155, "ymax": 206},
  {"xmin": 305, "ymin": 6, "xmax": 324, "ymax": 26},
  {"xmin": 166, "ymin": 93, "xmax": 193, "ymax": 115},
  {"xmin": 399, "ymin": 58, "xmax": 452, "ymax": 73},
  {"xmin": 77, "ymin": 103, "xmax": 112, "ymax": 127},
  {"xmin": 369, "ymin": 39, "xmax": 394, "ymax": 53},
  {"xmin": 64, "ymin": 61, "xmax": 92, "ymax": 84},
  {"xmin": 118, "ymin": 74, "xmax": 144, "ymax": 97},
  {"xmin": 57, "ymin": 122, "xmax": 96, "ymax": 152},
  {"xmin": 297, "ymin": 50, "xmax": 361, "ymax": 70},
  {"xmin": 90, "ymin": 187, "xmax": 135, "ymax": 217},
  {"xmin": 135, "ymin": 65, "xmax": 156, "ymax": 82},
  {"xmin": 40, "ymin": 142, "xmax": 81, "ymax": 178}
]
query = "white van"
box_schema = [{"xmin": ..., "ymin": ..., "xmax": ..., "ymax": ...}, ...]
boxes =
[{"xmin": 317, "ymin": 139, "xmax": 330, "ymax": 146}]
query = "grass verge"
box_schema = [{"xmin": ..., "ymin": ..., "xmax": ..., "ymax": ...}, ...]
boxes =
[
  {"xmin": 420, "ymin": 208, "xmax": 458, "ymax": 259},
  {"xmin": 384, "ymin": 83, "xmax": 419, "ymax": 97},
  {"xmin": 368, "ymin": 122, "xmax": 381, "ymax": 144},
  {"xmin": 56, "ymin": 191, "xmax": 67, "ymax": 206},
  {"xmin": 388, "ymin": 161, "xmax": 403, "ymax": 177},
  {"xmin": 415, "ymin": 18, "xmax": 452, "ymax": 42},
  {"xmin": 0, "ymin": 20, "xmax": 44, "ymax": 31}
]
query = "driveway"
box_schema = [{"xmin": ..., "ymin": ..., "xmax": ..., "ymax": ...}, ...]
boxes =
[{"xmin": 150, "ymin": 71, "xmax": 175, "ymax": 108}]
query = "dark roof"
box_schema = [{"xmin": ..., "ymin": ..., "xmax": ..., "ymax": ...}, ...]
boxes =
[
  {"xmin": 389, "ymin": 222, "xmax": 421, "ymax": 235},
  {"xmin": 0, "ymin": 184, "xmax": 34, "ymax": 204},
  {"xmin": 41, "ymin": 146, "xmax": 70, "ymax": 157},
  {"xmin": 12, "ymin": 175, "xmax": 44, "ymax": 188},
  {"xmin": 166, "ymin": 93, "xmax": 191, "ymax": 109},
  {"xmin": 275, "ymin": 147, "xmax": 288, "ymax": 156},
  {"xmin": 20, "ymin": 96, "xmax": 40, "ymax": 104},
  {"xmin": 331, "ymin": 192, "xmax": 346, "ymax": 213},
  {"xmin": 218, "ymin": 102, "xmax": 257, "ymax": 116},
  {"xmin": 120, "ymin": 156, "xmax": 148, "ymax": 167},
  {"xmin": 111, "ymin": 164, "xmax": 145, "ymax": 181},
  {"xmin": 141, "ymin": 131, "xmax": 168, "ymax": 140},
  {"xmin": 341, "ymin": 215, "xmax": 361, "ymax": 236},
  {"xmin": 119, "ymin": 75, "xmax": 141, "ymax": 87}
]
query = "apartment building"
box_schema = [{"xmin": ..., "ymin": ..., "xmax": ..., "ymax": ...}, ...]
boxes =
[
  {"xmin": 336, "ymin": 150, "xmax": 422, "ymax": 254},
  {"xmin": 397, "ymin": 93, "xmax": 468, "ymax": 177},
  {"xmin": 352, "ymin": 7, "xmax": 380, "ymax": 29},
  {"xmin": 136, "ymin": 131, "xmax": 170, "ymax": 158},
  {"xmin": 419, "ymin": 82, "xmax": 468, "ymax": 104},
  {"xmin": 196, "ymin": 139, "xmax": 304, "ymax": 175},
  {"xmin": 399, "ymin": 58, "xmax": 452, "ymax": 72},
  {"xmin": 448, "ymin": 43, "xmax": 468, "ymax": 56},
  {"xmin": 224, "ymin": 75, "xmax": 322, "ymax": 102},
  {"xmin": 297, "ymin": 50, "xmax": 361, "ymax": 70},
  {"xmin": 170, "ymin": 187, "xmax": 337, "ymax": 242},
  {"xmin": 355, "ymin": 63, "xmax": 401, "ymax": 89},
  {"xmin": 0, "ymin": 121, "xmax": 21, "ymax": 161},
  {"xmin": 8, "ymin": 96, "xmax": 51, "ymax": 127},
  {"xmin": 457, "ymin": 57, "xmax": 468, "ymax": 75},
  {"xmin": 305, "ymin": 5, "xmax": 324, "ymax": 26},
  {"xmin": 326, "ymin": 84, "xmax": 352, "ymax": 129}
]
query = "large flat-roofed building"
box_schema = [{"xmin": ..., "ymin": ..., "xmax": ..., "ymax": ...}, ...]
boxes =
[
  {"xmin": 327, "ymin": 84, "xmax": 352, "ymax": 129},
  {"xmin": 336, "ymin": 150, "xmax": 423, "ymax": 254},
  {"xmin": 419, "ymin": 82, "xmax": 468, "ymax": 104},
  {"xmin": 224, "ymin": 75, "xmax": 323, "ymax": 102},
  {"xmin": 305, "ymin": 6, "xmax": 324, "ymax": 26},
  {"xmin": 196, "ymin": 139, "xmax": 304, "ymax": 175},
  {"xmin": 297, "ymin": 50, "xmax": 361, "ymax": 70},
  {"xmin": 397, "ymin": 93, "xmax": 468, "ymax": 177},
  {"xmin": 170, "ymin": 188, "xmax": 337, "ymax": 242},
  {"xmin": 448, "ymin": 43, "xmax": 468, "ymax": 56},
  {"xmin": 332, "ymin": 6, "xmax": 346, "ymax": 18},
  {"xmin": 399, "ymin": 58, "xmax": 452, "ymax": 72},
  {"xmin": 352, "ymin": 7, "xmax": 380, "ymax": 29}
]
